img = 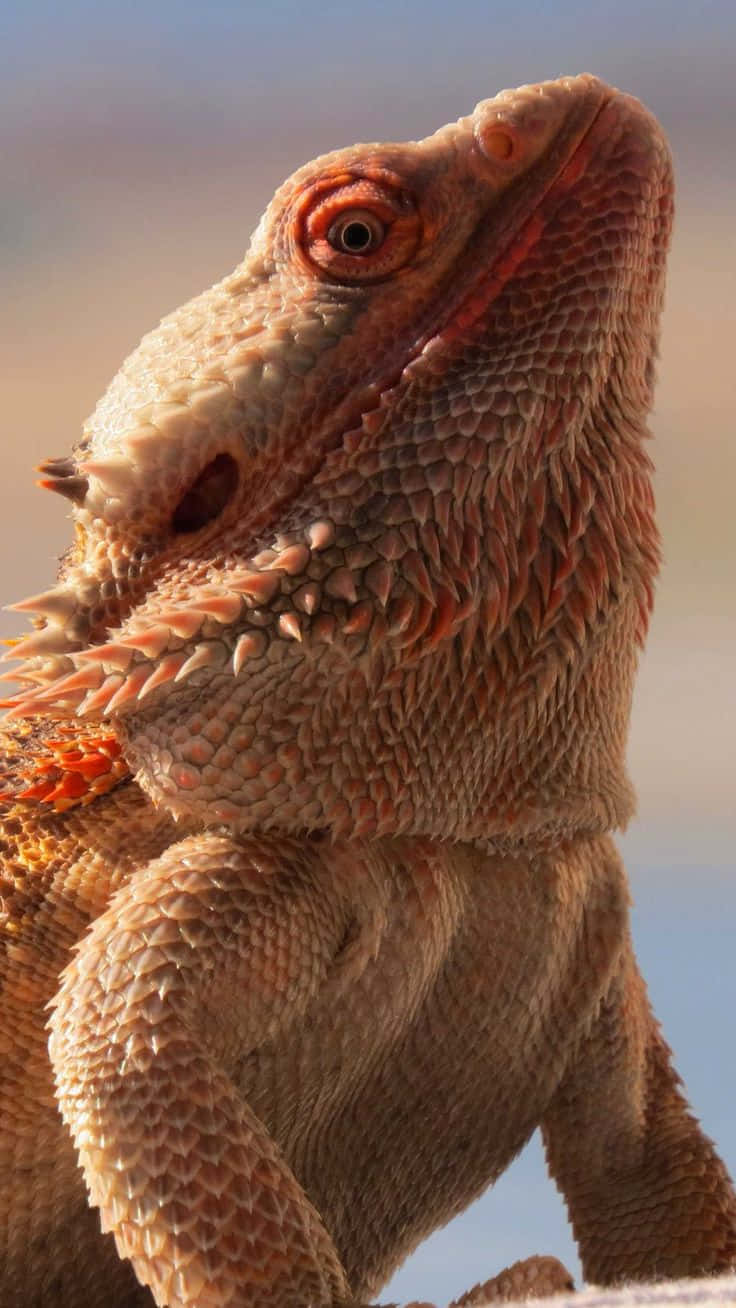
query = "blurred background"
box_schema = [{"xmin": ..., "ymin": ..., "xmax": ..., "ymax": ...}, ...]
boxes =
[{"xmin": 2, "ymin": 0, "xmax": 735, "ymax": 1298}]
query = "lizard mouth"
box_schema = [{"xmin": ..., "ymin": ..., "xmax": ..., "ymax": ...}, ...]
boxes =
[{"xmin": 2, "ymin": 77, "xmax": 670, "ymax": 725}]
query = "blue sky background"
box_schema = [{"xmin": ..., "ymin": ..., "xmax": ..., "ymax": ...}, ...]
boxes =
[{"xmin": 2, "ymin": 0, "xmax": 735, "ymax": 1300}]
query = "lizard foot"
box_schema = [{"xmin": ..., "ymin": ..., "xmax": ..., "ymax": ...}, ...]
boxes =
[
  {"xmin": 449, "ymin": 1255, "xmax": 575, "ymax": 1304},
  {"xmin": 362, "ymin": 1256, "xmax": 574, "ymax": 1308}
]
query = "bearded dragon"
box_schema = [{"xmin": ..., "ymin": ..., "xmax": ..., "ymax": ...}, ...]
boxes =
[{"xmin": 2, "ymin": 73, "xmax": 735, "ymax": 1308}]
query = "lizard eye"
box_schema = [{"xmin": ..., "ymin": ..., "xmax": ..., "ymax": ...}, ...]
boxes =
[
  {"xmin": 300, "ymin": 174, "xmax": 421, "ymax": 284},
  {"xmin": 327, "ymin": 209, "xmax": 386, "ymax": 255}
]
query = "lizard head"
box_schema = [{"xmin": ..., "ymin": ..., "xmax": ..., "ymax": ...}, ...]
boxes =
[{"xmin": 5, "ymin": 74, "xmax": 672, "ymax": 843}]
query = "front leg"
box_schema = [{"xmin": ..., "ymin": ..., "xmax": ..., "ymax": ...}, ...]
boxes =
[
  {"xmin": 48, "ymin": 832, "xmax": 352, "ymax": 1308},
  {"xmin": 543, "ymin": 927, "xmax": 736, "ymax": 1283}
]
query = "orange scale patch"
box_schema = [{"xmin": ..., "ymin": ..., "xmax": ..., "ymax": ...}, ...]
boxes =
[{"xmin": 0, "ymin": 728, "xmax": 129, "ymax": 812}]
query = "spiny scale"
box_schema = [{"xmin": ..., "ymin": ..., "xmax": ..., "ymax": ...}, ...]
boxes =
[
  {"xmin": 36, "ymin": 455, "xmax": 89, "ymax": 505},
  {"xmin": 5, "ymin": 461, "xmax": 461, "ymax": 723},
  {"xmin": 77, "ymin": 675, "xmax": 127, "ymax": 717},
  {"xmin": 4, "ymin": 628, "xmax": 78, "ymax": 661},
  {"xmin": 174, "ymin": 642, "xmax": 226, "ymax": 682},
  {"xmin": 7, "ymin": 586, "xmax": 79, "ymax": 621},
  {"xmin": 232, "ymin": 632, "xmax": 267, "ymax": 675},
  {"xmin": 137, "ymin": 653, "xmax": 189, "ymax": 699},
  {"xmin": 1, "ymin": 520, "xmax": 339, "ymax": 720},
  {"xmin": 79, "ymin": 457, "xmax": 138, "ymax": 496}
]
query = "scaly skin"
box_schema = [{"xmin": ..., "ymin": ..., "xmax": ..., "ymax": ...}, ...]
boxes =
[{"xmin": 2, "ymin": 73, "xmax": 736, "ymax": 1306}]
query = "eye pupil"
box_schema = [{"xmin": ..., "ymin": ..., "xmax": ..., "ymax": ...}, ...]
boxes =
[
  {"xmin": 341, "ymin": 220, "xmax": 373, "ymax": 251},
  {"xmin": 327, "ymin": 209, "xmax": 385, "ymax": 256}
]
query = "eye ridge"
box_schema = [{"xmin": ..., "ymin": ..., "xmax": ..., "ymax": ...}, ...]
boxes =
[{"xmin": 327, "ymin": 208, "xmax": 386, "ymax": 256}]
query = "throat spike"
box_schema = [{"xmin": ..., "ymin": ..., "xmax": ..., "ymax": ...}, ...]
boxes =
[{"xmin": 6, "ymin": 586, "xmax": 79, "ymax": 622}]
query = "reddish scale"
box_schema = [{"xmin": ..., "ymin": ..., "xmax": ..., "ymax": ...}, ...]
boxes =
[{"xmin": 0, "ymin": 731, "xmax": 128, "ymax": 812}]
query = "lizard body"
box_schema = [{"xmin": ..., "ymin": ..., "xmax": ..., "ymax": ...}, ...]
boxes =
[{"xmin": 2, "ymin": 73, "xmax": 736, "ymax": 1306}]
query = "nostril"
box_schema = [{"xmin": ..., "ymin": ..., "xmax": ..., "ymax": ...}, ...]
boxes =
[
  {"xmin": 480, "ymin": 128, "xmax": 515, "ymax": 162},
  {"xmin": 172, "ymin": 453, "xmax": 240, "ymax": 534}
]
